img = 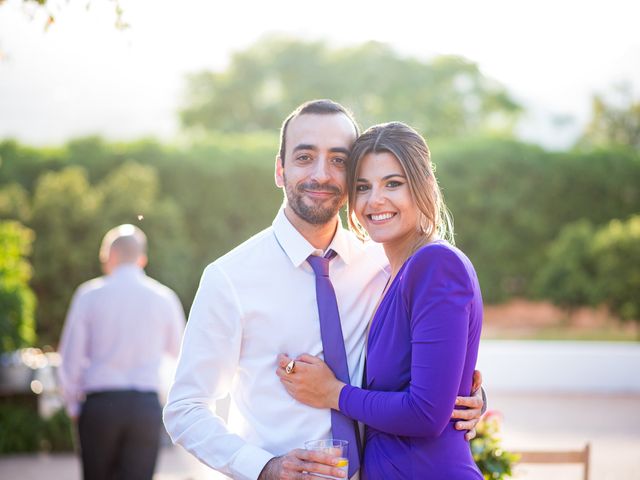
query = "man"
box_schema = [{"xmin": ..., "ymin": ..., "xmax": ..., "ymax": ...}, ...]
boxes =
[
  {"xmin": 164, "ymin": 100, "xmax": 484, "ymax": 479},
  {"xmin": 58, "ymin": 224, "xmax": 186, "ymax": 480}
]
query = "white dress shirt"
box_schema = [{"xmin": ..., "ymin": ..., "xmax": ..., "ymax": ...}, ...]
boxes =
[
  {"xmin": 164, "ymin": 210, "xmax": 389, "ymax": 480},
  {"xmin": 58, "ymin": 264, "xmax": 186, "ymax": 417}
]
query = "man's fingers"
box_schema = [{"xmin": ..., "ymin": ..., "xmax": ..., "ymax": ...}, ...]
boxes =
[
  {"xmin": 465, "ymin": 428, "xmax": 477, "ymax": 441},
  {"xmin": 451, "ymin": 407, "xmax": 482, "ymax": 420},
  {"xmin": 472, "ymin": 369, "xmax": 483, "ymax": 393},
  {"xmin": 287, "ymin": 450, "xmax": 346, "ymax": 478},
  {"xmin": 278, "ymin": 354, "xmax": 291, "ymax": 369},
  {"xmin": 296, "ymin": 353, "xmax": 320, "ymax": 364},
  {"xmin": 455, "ymin": 394, "xmax": 483, "ymax": 409},
  {"xmin": 454, "ymin": 418, "xmax": 480, "ymax": 431}
]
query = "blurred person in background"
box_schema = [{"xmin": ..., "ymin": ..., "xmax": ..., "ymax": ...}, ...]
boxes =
[{"xmin": 58, "ymin": 224, "xmax": 186, "ymax": 480}]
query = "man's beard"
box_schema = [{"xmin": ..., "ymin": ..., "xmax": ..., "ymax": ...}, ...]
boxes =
[{"xmin": 284, "ymin": 176, "xmax": 345, "ymax": 225}]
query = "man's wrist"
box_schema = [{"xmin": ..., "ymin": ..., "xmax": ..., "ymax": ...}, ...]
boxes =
[{"xmin": 258, "ymin": 456, "xmax": 279, "ymax": 480}]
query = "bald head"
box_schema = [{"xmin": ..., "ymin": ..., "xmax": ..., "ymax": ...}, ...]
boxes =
[{"xmin": 100, "ymin": 224, "xmax": 147, "ymax": 272}]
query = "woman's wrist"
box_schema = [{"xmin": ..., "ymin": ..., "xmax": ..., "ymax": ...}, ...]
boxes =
[{"xmin": 328, "ymin": 381, "xmax": 346, "ymax": 410}]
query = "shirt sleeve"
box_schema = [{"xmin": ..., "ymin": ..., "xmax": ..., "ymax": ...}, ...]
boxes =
[
  {"xmin": 57, "ymin": 285, "xmax": 90, "ymax": 418},
  {"xmin": 339, "ymin": 245, "xmax": 474, "ymax": 438},
  {"xmin": 162, "ymin": 264, "xmax": 274, "ymax": 480}
]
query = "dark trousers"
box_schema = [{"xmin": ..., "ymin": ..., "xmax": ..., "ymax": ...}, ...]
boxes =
[{"xmin": 78, "ymin": 390, "xmax": 162, "ymax": 480}]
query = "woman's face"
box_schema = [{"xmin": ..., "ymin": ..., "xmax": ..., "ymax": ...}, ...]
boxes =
[{"xmin": 354, "ymin": 151, "xmax": 420, "ymax": 245}]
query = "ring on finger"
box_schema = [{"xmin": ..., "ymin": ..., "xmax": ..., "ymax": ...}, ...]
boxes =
[{"xmin": 285, "ymin": 360, "xmax": 296, "ymax": 375}]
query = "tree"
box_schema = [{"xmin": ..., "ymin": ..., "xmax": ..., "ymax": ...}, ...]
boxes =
[
  {"xmin": 581, "ymin": 84, "xmax": 640, "ymax": 149},
  {"xmin": 592, "ymin": 215, "xmax": 640, "ymax": 325},
  {"xmin": 532, "ymin": 220, "xmax": 598, "ymax": 311},
  {"xmin": 29, "ymin": 166, "xmax": 102, "ymax": 344},
  {"xmin": 180, "ymin": 36, "xmax": 521, "ymax": 138},
  {"xmin": 0, "ymin": 220, "xmax": 36, "ymax": 352}
]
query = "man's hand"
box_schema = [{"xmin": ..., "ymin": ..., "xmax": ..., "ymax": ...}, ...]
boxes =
[
  {"xmin": 276, "ymin": 354, "xmax": 344, "ymax": 410},
  {"xmin": 451, "ymin": 369, "xmax": 484, "ymax": 441},
  {"xmin": 258, "ymin": 449, "xmax": 347, "ymax": 479}
]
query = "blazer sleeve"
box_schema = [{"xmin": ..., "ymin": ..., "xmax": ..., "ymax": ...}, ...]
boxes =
[{"xmin": 339, "ymin": 244, "xmax": 474, "ymax": 438}]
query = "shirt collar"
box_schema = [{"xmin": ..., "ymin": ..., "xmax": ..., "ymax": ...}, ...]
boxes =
[
  {"xmin": 110, "ymin": 263, "xmax": 145, "ymax": 277},
  {"xmin": 272, "ymin": 209, "xmax": 353, "ymax": 268}
]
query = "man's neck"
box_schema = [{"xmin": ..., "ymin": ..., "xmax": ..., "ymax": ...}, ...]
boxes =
[{"xmin": 283, "ymin": 206, "xmax": 339, "ymax": 251}]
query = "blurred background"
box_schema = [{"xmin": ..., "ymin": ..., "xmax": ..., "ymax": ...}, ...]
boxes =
[{"xmin": 0, "ymin": 0, "xmax": 639, "ymax": 479}]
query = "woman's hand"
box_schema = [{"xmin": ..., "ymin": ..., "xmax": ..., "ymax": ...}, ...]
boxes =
[{"xmin": 276, "ymin": 354, "xmax": 345, "ymax": 410}]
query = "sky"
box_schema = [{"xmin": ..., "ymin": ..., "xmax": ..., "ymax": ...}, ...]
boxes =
[{"xmin": 0, "ymin": 0, "xmax": 639, "ymax": 149}]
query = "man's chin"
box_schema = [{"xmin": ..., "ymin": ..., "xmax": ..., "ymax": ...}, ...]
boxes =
[{"xmin": 291, "ymin": 203, "xmax": 341, "ymax": 226}]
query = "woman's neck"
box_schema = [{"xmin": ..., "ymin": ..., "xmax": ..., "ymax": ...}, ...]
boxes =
[{"xmin": 382, "ymin": 230, "xmax": 428, "ymax": 279}]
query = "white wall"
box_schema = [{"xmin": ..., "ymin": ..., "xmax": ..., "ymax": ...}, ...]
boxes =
[{"xmin": 476, "ymin": 340, "xmax": 640, "ymax": 393}]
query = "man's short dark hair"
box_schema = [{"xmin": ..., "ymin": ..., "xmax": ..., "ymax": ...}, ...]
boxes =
[{"xmin": 278, "ymin": 99, "xmax": 360, "ymax": 164}]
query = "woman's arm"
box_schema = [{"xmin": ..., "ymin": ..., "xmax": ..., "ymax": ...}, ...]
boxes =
[{"xmin": 339, "ymin": 245, "xmax": 475, "ymax": 438}]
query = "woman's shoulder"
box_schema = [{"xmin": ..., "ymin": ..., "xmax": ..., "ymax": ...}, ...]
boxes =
[{"xmin": 407, "ymin": 239, "xmax": 472, "ymax": 274}]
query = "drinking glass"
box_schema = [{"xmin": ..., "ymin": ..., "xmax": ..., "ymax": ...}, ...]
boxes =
[{"xmin": 304, "ymin": 438, "xmax": 348, "ymax": 479}]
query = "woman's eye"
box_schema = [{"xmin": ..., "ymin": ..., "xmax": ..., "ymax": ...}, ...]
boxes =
[
  {"xmin": 356, "ymin": 184, "xmax": 369, "ymax": 192},
  {"xmin": 387, "ymin": 180, "xmax": 402, "ymax": 188}
]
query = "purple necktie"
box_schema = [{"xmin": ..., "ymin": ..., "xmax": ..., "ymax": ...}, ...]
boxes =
[{"xmin": 307, "ymin": 251, "xmax": 361, "ymax": 477}]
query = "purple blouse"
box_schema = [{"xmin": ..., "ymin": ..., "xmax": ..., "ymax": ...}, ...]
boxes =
[{"xmin": 339, "ymin": 241, "xmax": 483, "ymax": 479}]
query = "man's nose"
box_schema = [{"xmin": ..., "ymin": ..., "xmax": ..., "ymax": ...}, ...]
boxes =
[{"xmin": 310, "ymin": 157, "xmax": 331, "ymax": 183}]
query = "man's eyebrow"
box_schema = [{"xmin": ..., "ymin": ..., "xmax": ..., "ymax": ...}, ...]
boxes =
[
  {"xmin": 329, "ymin": 147, "xmax": 350, "ymax": 155},
  {"xmin": 292, "ymin": 145, "xmax": 351, "ymax": 156},
  {"xmin": 293, "ymin": 144, "xmax": 317, "ymax": 152}
]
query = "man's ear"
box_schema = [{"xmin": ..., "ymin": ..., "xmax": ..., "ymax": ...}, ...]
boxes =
[{"xmin": 275, "ymin": 155, "xmax": 285, "ymax": 188}]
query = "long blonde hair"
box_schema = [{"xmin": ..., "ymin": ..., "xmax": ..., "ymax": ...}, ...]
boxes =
[{"xmin": 347, "ymin": 122, "xmax": 454, "ymax": 246}]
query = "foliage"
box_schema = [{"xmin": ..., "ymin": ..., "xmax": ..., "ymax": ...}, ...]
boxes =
[
  {"xmin": 471, "ymin": 411, "xmax": 519, "ymax": 479},
  {"xmin": 0, "ymin": 405, "xmax": 73, "ymax": 453},
  {"xmin": 26, "ymin": 162, "xmax": 196, "ymax": 345},
  {"xmin": 435, "ymin": 138, "xmax": 640, "ymax": 302},
  {"xmin": 41, "ymin": 407, "xmax": 74, "ymax": 452},
  {"xmin": 0, "ymin": 404, "xmax": 43, "ymax": 452},
  {"xmin": 0, "ymin": 221, "xmax": 37, "ymax": 352},
  {"xmin": 1, "ymin": 132, "xmax": 639, "ymax": 344},
  {"xmin": 180, "ymin": 36, "xmax": 521, "ymax": 139},
  {"xmin": 580, "ymin": 84, "xmax": 640, "ymax": 149},
  {"xmin": 532, "ymin": 220, "xmax": 598, "ymax": 310},
  {"xmin": 592, "ymin": 215, "xmax": 640, "ymax": 324},
  {"xmin": 533, "ymin": 215, "xmax": 640, "ymax": 327}
]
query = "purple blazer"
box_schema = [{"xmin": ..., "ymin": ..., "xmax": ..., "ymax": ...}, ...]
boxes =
[{"xmin": 339, "ymin": 241, "xmax": 483, "ymax": 479}]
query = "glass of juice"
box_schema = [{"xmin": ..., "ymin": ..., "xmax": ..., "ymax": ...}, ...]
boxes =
[{"xmin": 304, "ymin": 439, "xmax": 348, "ymax": 479}]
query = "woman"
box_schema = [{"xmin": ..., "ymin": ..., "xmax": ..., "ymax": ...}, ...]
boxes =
[{"xmin": 278, "ymin": 122, "xmax": 483, "ymax": 479}]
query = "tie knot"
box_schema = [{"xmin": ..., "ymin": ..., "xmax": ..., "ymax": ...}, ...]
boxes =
[{"xmin": 307, "ymin": 251, "xmax": 335, "ymax": 277}]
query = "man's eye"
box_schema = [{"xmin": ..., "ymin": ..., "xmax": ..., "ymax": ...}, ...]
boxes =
[
  {"xmin": 297, "ymin": 154, "xmax": 312, "ymax": 162},
  {"xmin": 332, "ymin": 157, "xmax": 346, "ymax": 165}
]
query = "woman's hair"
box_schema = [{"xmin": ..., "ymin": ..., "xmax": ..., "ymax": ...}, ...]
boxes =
[{"xmin": 347, "ymin": 121, "xmax": 454, "ymax": 245}]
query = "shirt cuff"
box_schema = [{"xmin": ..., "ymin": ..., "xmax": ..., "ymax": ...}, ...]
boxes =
[{"xmin": 229, "ymin": 443, "xmax": 275, "ymax": 480}]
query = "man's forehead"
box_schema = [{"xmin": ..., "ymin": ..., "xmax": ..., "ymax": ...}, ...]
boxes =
[{"xmin": 287, "ymin": 112, "xmax": 357, "ymax": 148}]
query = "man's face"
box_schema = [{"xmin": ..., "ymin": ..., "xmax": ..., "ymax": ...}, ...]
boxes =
[{"xmin": 276, "ymin": 113, "xmax": 357, "ymax": 226}]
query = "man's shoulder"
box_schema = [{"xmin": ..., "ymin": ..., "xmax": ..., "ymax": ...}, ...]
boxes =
[
  {"xmin": 74, "ymin": 276, "xmax": 106, "ymax": 297},
  {"xmin": 210, "ymin": 224, "xmax": 277, "ymax": 270},
  {"xmin": 140, "ymin": 275, "xmax": 181, "ymax": 302},
  {"xmin": 346, "ymin": 234, "xmax": 388, "ymax": 269}
]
